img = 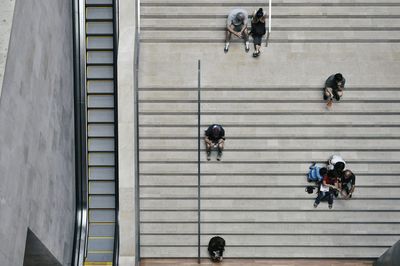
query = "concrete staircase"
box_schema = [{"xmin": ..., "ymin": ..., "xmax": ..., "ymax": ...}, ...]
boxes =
[{"xmin": 138, "ymin": 0, "xmax": 400, "ymax": 259}]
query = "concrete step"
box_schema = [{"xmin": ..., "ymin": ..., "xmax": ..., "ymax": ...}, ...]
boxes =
[
  {"xmin": 139, "ymin": 126, "xmax": 400, "ymax": 138},
  {"xmin": 140, "ymin": 198, "xmax": 400, "ymax": 211},
  {"xmin": 141, "ymin": 18, "xmax": 400, "ymax": 29},
  {"xmin": 141, "ymin": 0, "xmax": 400, "ymax": 5},
  {"xmin": 139, "ymin": 186, "xmax": 400, "ymax": 199},
  {"xmin": 139, "ymin": 102, "xmax": 400, "ymax": 113},
  {"xmin": 141, "ymin": 234, "xmax": 399, "ymax": 247},
  {"xmin": 141, "ymin": 30, "xmax": 400, "ymax": 43},
  {"xmin": 139, "ymin": 246, "xmax": 387, "ymax": 258},
  {"xmin": 139, "ymin": 89, "xmax": 400, "ymax": 101},
  {"xmin": 139, "ymin": 139, "xmax": 400, "ymax": 150},
  {"xmin": 140, "ymin": 210, "xmax": 400, "ymax": 223},
  {"xmin": 139, "ymin": 114, "xmax": 400, "ymax": 126},
  {"xmin": 141, "ymin": 6, "xmax": 400, "ymax": 17},
  {"xmin": 140, "ymin": 175, "xmax": 400, "ymax": 186},
  {"xmin": 139, "ymin": 151, "xmax": 400, "ymax": 162},
  {"xmin": 141, "ymin": 222, "xmax": 400, "ymax": 235},
  {"xmin": 139, "ymin": 162, "xmax": 400, "ymax": 174}
]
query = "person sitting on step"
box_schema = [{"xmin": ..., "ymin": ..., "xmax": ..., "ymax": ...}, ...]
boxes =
[
  {"xmin": 328, "ymin": 154, "xmax": 346, "ymax": 173},
  {"xmin": 339, "ymin": 169, "xmax": 356, "ymax": 199},
  {"xmin": 314, "ymin": 170, "xmax": 340, "ymax": 209},
  {"xmin": 205, "ymin": 124, "xmax": 225, "ymax": 161},
  {"xmin": 224, "ymin": 8, "xmax": 250, "ymax": 53},
  {"xmin": 250, "ymin": 8, "xmax": 267, "ymax": 57},
  {"xmin": 323, "ymin": 73, "xmax": 346, "ymax": 109}
]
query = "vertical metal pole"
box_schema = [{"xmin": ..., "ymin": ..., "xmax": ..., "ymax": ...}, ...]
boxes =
[
  {"xmin": 134, "ymin": 0, "xmax": 141, "ymax": 265},
  {"xmin": 269, "ymin": 0, "xmax": 272, "ymax": 33},
  {"xmin": 197, "ymin": 60, "xmax": 201, "ymax": 264}
]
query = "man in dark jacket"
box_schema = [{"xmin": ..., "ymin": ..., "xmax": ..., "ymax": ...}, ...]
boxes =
[
  {"xmin": 205, "ymin": 124, "xmax": 225, "ymax": 161},
  {"xmin": 340, "ymin": 170, "xmax": 356, "ymax": 199},
  {"xmin": 324, "ymin": 73, "xmax": 346, "ymax": 108}
]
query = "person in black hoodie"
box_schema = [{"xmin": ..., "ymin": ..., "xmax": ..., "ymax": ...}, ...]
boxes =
[{"xmin": 205, "ymin": 124, "xmax": 225, "ymax": 161}]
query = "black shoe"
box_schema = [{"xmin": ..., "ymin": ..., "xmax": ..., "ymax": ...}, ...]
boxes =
[
  {"xmin": 252, "ymin": 51, "xmax": 260, "ymax": 57},
  {"xmin": 216, "ymin": 152, "xmax": 222, "ymax": 161}
]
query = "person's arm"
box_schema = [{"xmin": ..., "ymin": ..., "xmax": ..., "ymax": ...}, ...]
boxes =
[
  {"xmin": 260, "ymin": 13, "xmax": 268, "ymax": 23},
  {"xmin": 240, "ymin": 16, "xmax": 248, "ymax": 34},
  {"xmin": 323, "ymin": 179, "xmax": 340, "ymax": 190},
  {"xmin": 227, "ymin": 24, "xmax": 241, "ymax": 37},
  {"xmin": 205, "ymin": 136, "xmax": 212, "ymax": 145}
]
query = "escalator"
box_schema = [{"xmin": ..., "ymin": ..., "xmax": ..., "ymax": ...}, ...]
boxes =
[{"xmin": 73, "ymin": 0, "xmax": 119, "ymax": 265}]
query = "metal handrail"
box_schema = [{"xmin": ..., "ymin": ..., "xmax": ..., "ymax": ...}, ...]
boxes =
[
  {"xmin": 134, "ymin": 0, "xmax": 141, "ymax": 265},
  {"xmin": 71, "ymin": 0, "xmax": 89, "ymax": 265},
  {"xmin": 112, "ymin": 0, "xmax": 120, "ymax": 265},
  {"xmin": 269, "ymin": 0, "xmax": 272, "ymax": 34},
  {"xmin": 197, "ymin": 60, "xmax": 201, "ymax": 264},
  {"xmin": 266, "ymin": 0, "xmax": 272, "ymax": 46}
]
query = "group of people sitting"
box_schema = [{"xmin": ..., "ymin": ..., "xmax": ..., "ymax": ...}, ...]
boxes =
[
  {"xmin": 307, "ymin": 155, "xmax": 356, "ymax": 209},
  {"xmin": 225, "ymin": 8, "xmax": 267, "ymax": 57},
  {"xmin": 204, "ymin": 125, "xmax": 357, "ymax": 209}
]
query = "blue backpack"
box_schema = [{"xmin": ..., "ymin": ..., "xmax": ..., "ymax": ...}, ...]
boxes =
[{"xmin": 308, "ymin": 165, "xmax": 324, "ymax": 182}]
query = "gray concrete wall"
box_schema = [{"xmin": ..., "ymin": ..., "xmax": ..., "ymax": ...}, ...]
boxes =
[
  {"xmin": 0, "ymin": 0, "xmax": 75, "ymax": 265},
  {"xmin": 117, "ymin": 0, "xmax": 136, "ymax": 264},
  {"xmin": 0, "ymin": 0, "xmax": 16, "ymax": 97},
  {"xmin": 374, "ymin": 240, "xmax": 400, "ymax": 266}
]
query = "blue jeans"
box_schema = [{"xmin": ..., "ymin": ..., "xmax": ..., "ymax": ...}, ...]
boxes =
[{"xmin": 315, "ymin": 191, "xmax": 333, "ymax": 205}]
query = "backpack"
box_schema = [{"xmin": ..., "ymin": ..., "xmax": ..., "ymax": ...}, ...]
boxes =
[{"xmin": 307, "ymin": 165, "xmax": 324, "ymax": 182}]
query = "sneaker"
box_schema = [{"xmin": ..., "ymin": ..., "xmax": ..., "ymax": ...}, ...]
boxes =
[
  {"xmin": 224, "ymin": 42, "xmax": 229, "ymax": 53},
  {"xmin": 328, "ymin": 204, "xmax": 333, "ymax": 209},
  {"xmin": 245, "ymin": 41, "xmax": 250, "ymax": 52},
  {"xmin": 313, "ymin": 203, "xmax": 318, "ymax": 208},
  {"xmin": 216, "ymin": 152, "xmax": 222, "ymax": 161}
]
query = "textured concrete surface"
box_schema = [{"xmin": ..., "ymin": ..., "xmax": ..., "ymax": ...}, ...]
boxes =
[
  {"xmin": 0, "ymin": 0, "xmax": 16, "ymax": 97},
  {"xmin": 141, "ymin": 259, "xmax": 374, "ymax": 266},
  {"xmin": 118, "ymin": 0, "xmax": 136, "ymax": 264},
  {"xmin": 0, "ymin": 0, "xmax": 75, "ymax": 265}
]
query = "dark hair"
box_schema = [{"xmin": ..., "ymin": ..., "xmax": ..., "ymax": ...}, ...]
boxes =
[
  {"xmin": 319, "ymin": 167, "xmax": 328, "ymax": 176},
  {"xmin": 256, "ymin": 8, "xmax": 264, "ymax": 18},
  {"xmin": 327, "ymin": 170, "xmax": 337, "ymax": 179},
  {"xmin": 334, "ymin": 73, "xmax": 343, "ymax": 81},
  {"xmin": 334, "ymin": 162, "xmax": 345, "ymax": 172}
]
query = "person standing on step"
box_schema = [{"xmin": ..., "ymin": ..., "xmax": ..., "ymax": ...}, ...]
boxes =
[
  {"xmin": 323, "ymin": 73, "xmax": 346, "ymax": 109},
  {"xmin": 250, "ymin": 8, "xmax": 267, "ymax": 57},
  {"xmin": 314, "ymin": 170, "xmax": 340, "ymax": 209},
  {"xmin": 224, "ymin": 8, "xmax": 249, "ymax": 53},
  {"xmin": 205, "ymin": 124, "xmax": 225, "ymax": 161},
  {"xmin": 340, "ymin": 170, "xmax": 356, "ymax": 199}
]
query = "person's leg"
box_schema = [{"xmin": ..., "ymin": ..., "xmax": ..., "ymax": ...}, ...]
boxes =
[
  {"xmin": 242, "ymin": 27, "xmax": 250, "ymax": 52},
  {"xmin": 253, "ymin": 35, "xmax": 262, "ymax": 57},
  {"xmin": 314, "ymin": 192, "xmax": 324, "ymax": 207},
  {"xmin": 225, "ymin": 28, "xmax": 232, "ymax": 52},
  {"xmin": 205, "ymin": 142, "xmax": 212, "ymax": 160},
  {"xmin": 324, "ymin": 87, "xmax": 334, "ymax": 108},
  {"xmin": 333, "ymin": 89, "xmax": 343, "ymax": 101},
  {"xmin": 216, "ymin": 140, "xmax": 224, "ymax": 161},
  {"xmin": 328, "ymin": 192, "xmax": 334, "ymax": 209}
]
